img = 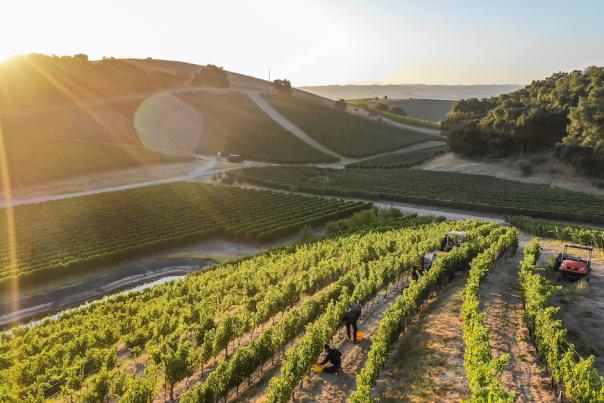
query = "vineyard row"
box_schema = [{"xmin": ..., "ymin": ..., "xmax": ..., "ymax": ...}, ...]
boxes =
[{"xmin": 518, "ymin": 241, "xmax": 603, "ymax": 401}]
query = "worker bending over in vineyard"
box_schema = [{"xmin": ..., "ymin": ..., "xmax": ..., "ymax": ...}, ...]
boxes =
[
  {"xmin": 343, "ymin": 304, "xmax": 362, "ymax": 341},
  {"xmin": 318, "ymin": 344, "xmax": 342, "ymax": 374}
]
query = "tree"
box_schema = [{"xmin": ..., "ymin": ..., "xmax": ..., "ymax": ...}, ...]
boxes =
[
  {"xmin": 441, "ymin": 66, "xmax": 604, "ymax": 170},
  {"xmin": 298, "ymin": 225, "xmax": 315, "ymax": 243},
  {"xmin": 334, "ymin": 99, "xmax": 347, "ymax": 110},
  {"xmin": 389, "ymin": 106, "xmax": 406, "ymax": 115},
  {"xmin": 271, "ymin": 79, "xmax": 292, "ymax": 95},
  {"xmin": 191, "ymin": 64, "xmax": 229, "ymax": 88},
  {"xmin": 567, "ymin": 74, "xmax": 604, "ymax": 151},
  {"xmin": 375, "ymin": 102, "xmax": 389, "ymax": 112}
]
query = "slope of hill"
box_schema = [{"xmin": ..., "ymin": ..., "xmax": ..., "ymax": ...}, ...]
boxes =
[
  {"xmin": 385, "ymin": 99, "xmax": 456, "ymax": 122},
  {"xmin": 1, "ymin": 89, "xmax": 336, "ymax": 166},
  {"xmin": 0, "ymin": 54, "xmax": 188, "ymax": 111},
  {"xmin": 262, "ymin": 93, "xmax": 435, "ymax": 157},
  {"xmin": 124, "ymin": 58, "xmax": 271, "ymax": 91},
  {"xmin": 299, "ymin": 84, "xmax": 520, "ymax": 101},
  {"xmin": 175, "ymin": 91, "xmax": 335, "ymax": 162},
  {"xmin": 0, "ymin": 135, "xmax": 186, "ymax": 189}
]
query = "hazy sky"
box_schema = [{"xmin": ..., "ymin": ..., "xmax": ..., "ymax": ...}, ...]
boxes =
[{"xmin": 3, "ymin": 0, "xmax": 604, "ymax": 86}]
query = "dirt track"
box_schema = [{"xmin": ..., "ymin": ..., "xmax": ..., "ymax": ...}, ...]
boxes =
[
  {"xmin": 480, "ymin": 238, "xmax": 555, "ymax": 401},
  {"xmin": 373, "ymin": 273, "xmax": 469, "ymax": 402}
]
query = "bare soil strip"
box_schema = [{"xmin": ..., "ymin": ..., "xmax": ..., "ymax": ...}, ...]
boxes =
[
  {"xmin": 480, "ymin": 238, "xmax": 556, "ymax": 402},
  {"xmin": 372, "ymin": 273, "xmax": 469, "ymax": 402}
]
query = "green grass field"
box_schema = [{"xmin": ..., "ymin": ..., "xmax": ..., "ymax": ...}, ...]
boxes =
[
  {"xmin": 1, "ymin": 135, "xmax": 186, "ymax": 188},
  {"xmin": 263, "ymin": 94, "xmax": 434, "ymax": 157},
  {"xmin": 232, "ymin": 166, "xmax": 604, "ymax": 224},
  {"xmin": 347, "ymin": 144, "xmax": 447, "ymax": 169}
]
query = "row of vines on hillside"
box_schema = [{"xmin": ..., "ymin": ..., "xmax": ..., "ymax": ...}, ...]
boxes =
[
  {"xmin": 506, "ymin": 216, "xmax": 604, "ymax": 250},
  {"xmin": 349, "ymin": 225, "xmax": 511, "ymax": 401},
  {"xmin": 0, "ymin": 182, "xmax": 368, "ymax": 289},
  {"xmin": 263, "ymin": 94, "xmax": 433, "ymax": 157},
  {"xmin": 181, "ymin": 220, "xmax": 473, "ymax": 402},
  {"xmin": 460, "ymin": 227, "xmax": 519, "ymax": 401},
  {"xmin": 0, "ymin": 220, "xmax": 481, "ymax": 401},
  {"xmin": 263, "ymin": 223, "xmax": 500, "ymax": 403},
  {"xmin": 231, "ymin": 166, "xmax": 604, "ymax": 224},
  {"xmin": 346, "ymin": 144, "xmax": 447, "ymax": 169},
  {"xmin": 518, "ymin": 240, "xmax": 603, "ymax": 401}
]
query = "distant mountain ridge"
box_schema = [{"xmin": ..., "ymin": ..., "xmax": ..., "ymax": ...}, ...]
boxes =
[{"xmin": 299, "ymin": 84, "xmax": 521, "ymax": 101}]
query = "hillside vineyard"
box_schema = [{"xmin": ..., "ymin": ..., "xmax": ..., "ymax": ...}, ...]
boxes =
[
  {"xmin": 0, "ymin": 182, "xmax": 368, "ymax": 289},
  {"xmin": 1, "ymin": 220, "xmax": 494, "ymax": 401}
]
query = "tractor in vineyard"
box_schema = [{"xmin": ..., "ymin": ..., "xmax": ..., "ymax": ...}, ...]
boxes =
[
  {"xmin": 416, "ymin": 231, "xmax": 468, "ymax": 278},
  {"xmin": 554, "ymin": 244, "xmax": 593, "ymax": 282}
]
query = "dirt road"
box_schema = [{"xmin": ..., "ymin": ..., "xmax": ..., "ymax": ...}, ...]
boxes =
[
  {"xmin": 373, "ymin": 273, "xmax": 470, "ymax": 402},
  {"xmin": 246, "ymin": 91, "xmax": 347, "ymax": 161},
  {"xmin": 480, "ymin": 237, "xmax": 555, "ymax": 401},
  {"xmin": 0, "ymin": 158, "xmax": 218, "ymax": 208}
]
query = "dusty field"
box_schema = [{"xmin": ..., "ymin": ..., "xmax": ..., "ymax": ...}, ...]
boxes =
[
  {"xmin": 538, "ymin": 240, "xmax": 604, "ymax": 373},
  {"xmin": 421, "ymin": 151, "xmax": 604, "ymax": 196},
  {"xmin": 373, "ymin": 274, "xmax": 469, "ymax": 402},
  {"xmin": 480, "ymin": 238, "xmax": 555, "ymax": 401}
]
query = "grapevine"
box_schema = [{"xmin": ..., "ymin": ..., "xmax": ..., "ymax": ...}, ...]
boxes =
[{"xmin": 518, "ymin": 240, "xmax": 603, "ymax": 401}]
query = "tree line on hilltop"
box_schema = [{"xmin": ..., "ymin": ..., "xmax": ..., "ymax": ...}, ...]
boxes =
[{"xmin": 443, "ymin": 66, "xmax": 604, "ymax": 178}]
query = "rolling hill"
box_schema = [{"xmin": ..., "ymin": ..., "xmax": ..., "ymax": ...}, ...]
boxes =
[
  {"xmin": 385, "ymin": 99, "xmax": 456, "ymax": 122},
  {"xmin": 262, "ymin": 93, "xmax": 435, "ymax": 157},
  {"xmin": 299, "ymin": 84, "xmax": 520, "ymax": 101}
]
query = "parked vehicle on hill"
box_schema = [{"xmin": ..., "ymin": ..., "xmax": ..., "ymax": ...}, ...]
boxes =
[
  {"xmin": 554, "ymin": 244, "xmax": 593, "ymax": 282},
  {"xmin": 417, "ymin": 231, "xmax": 468, "ymax": 278},
  {"xmin": 227, "ymin": 154, "xmax": 243, "ymax": 163}
]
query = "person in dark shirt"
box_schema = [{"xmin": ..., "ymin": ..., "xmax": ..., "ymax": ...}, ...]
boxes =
[
  {"xmin": 318, "ymin": 344, "xmax": 341, "ymax": 374},
  {"xmin": 342, "ymin": 304, "xmax": 362, "ymax": 341}
]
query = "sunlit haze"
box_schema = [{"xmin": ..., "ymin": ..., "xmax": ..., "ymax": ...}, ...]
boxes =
[{"xmin": 3, "ymin": 0, "xmax": 604, "ymax": 86}]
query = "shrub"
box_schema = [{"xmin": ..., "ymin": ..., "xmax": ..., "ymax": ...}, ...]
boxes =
[
  {"xmin": 297, "ymin": 225, "xmax": 314, "ymax": 243},
  {"xmin": 334, "ymin": 99, "xmax": 347, "ymax": 110},
  {"xmin": 376, "ymin": 102, "xmax": 389, "ymax": 112},
  {"xmin": 221, "ymin": 174, "xmax": 234, "ymax": 185},
  {"xmin": 518, "ymin": 159, "xmax": 533, "ymax": 176},
  {"xmin": 191, "ymin": 64, "xmax": 229, "ymax": 88},
  {"xmin": 389, "ymin": 106, "xmax": 406, "ymax": 115}
]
